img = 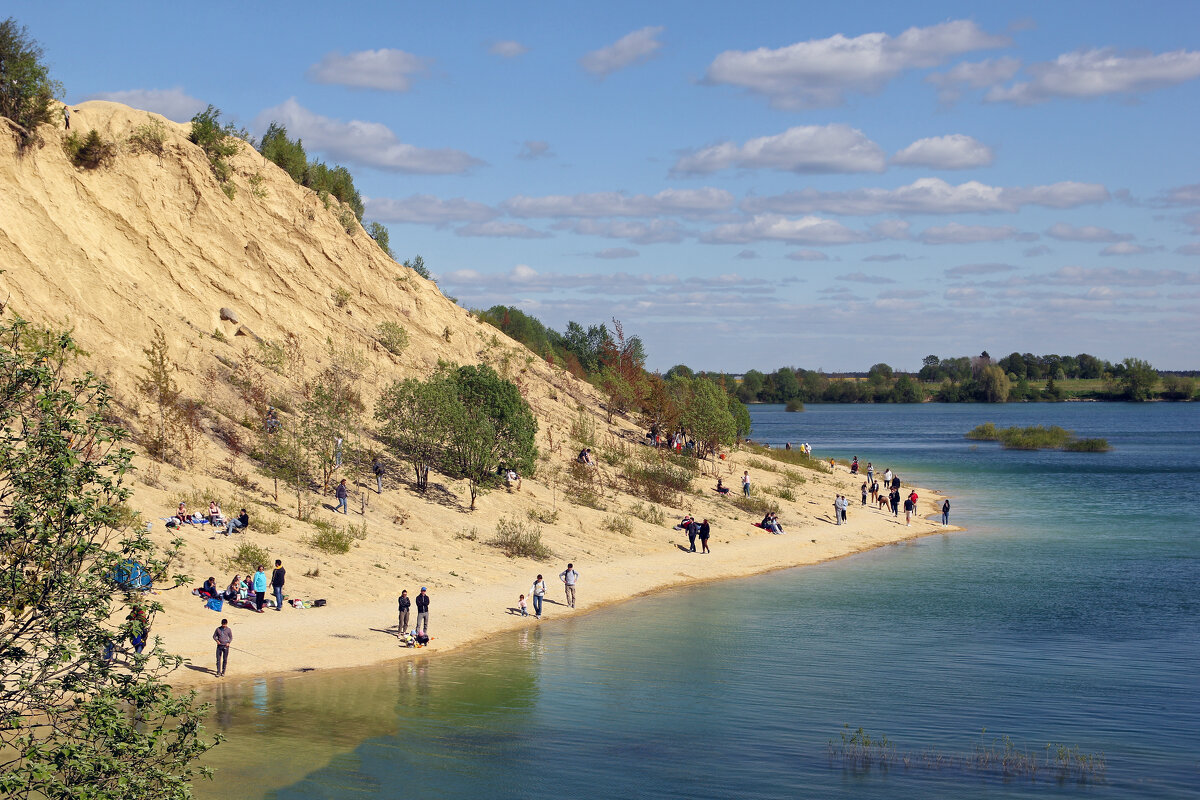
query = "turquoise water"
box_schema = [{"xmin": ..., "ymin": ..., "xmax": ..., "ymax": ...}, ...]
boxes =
[{"xmin": 202, "ymin": 403, "xmax": 1200, "ymax": 799}]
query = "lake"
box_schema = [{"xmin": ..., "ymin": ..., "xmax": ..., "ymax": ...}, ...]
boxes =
[{"xmin": 199, "ymin": 403, "xmax": 1200, "ymax": 799}]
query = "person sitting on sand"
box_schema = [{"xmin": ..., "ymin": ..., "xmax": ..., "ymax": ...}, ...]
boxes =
[
  {"xmin": 207, "ymin": 500, "xmax": 223, "ymax": 526},
  {"xmin": 761, "ymin": 513, "xmax": 781, "ymax": 534},
  {"xmin": 176, "ymin": 502, "xmax": 189, "ymax": 524},
  {"xmin": 716, "ymin": 478, "xmax": 730, "ymax": 495},
  {"xmin": 851, "ymin": 456, "xmax": 859, "ymax": 474},
  {"xmin": 506, "ymin": 469, "xmax": 522, "ymax": 491},
  {"xmin": 198, "ymin": 577, "xmax": 218, "ymax": 598},
  {"xmin": 223, "ymin": 575, "xmax": 242, "ymax": 601}
]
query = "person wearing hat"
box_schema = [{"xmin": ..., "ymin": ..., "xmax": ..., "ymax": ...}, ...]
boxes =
[{"xmin": 415, "ymin": 587, "xmax": 430, "ymax": 635}]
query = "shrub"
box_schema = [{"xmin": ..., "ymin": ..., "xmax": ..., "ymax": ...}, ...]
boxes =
[
  {"xmin": 256, "ymin": 340, "xmax": 286, "ymax": 372},
  {"xmin": 730, "ymin": 493, "xmax": 779, "ymax": 516},
  {"xmin": 248, "ymin": 171, "xmax": 267, "ymax": 199},
  {"xmin": 127, "ymin": 119, "xmax": 167, "ymax": 156},
  {"xmin": 965, "ymin": 422, "xmax": 1000, "ymax": 441},
  {"xmin": 337, "ymin": 203, "xmax": 358, "ymax": 234},
  {"xmin": 305, "ymin": 519, "xmax": 353, "ymax": 554},
  {"xmin": 225, "ymin": 542, "xmax": 271, "ymax": 576},
  {"xmin": 454, "ymin": 527, "xmax": 479, "ymax": 541},
  {"xmin": 746, "ymin": 456, "xmax": 779, "ymax": 473},
  {"xmin": 570, "ymin": 406, "xmax": 598, "ymax": 448},
  {"xmin": 625, "ymin": 458, "xmax": 693, "ymax": 506},
  {"xmin": 785, "ymin": 398, "xmax": 805, "ymax": 412},
  {"xmin": 564, "ymin": 461, "xmax": 605, "ymax": 509},
  {"xmin": 488, "ymin": 516, "xmax": 553, "ymax": 559},
  {"xmin": 255, "ymin": 514, "xmax": 283, "ymax": 536},
  {"xmin": 1063, "ymin": 438, "xmax": 1111, "ymax": 452},
  {"xmin": 258, "ymin": 122, "xmax": 307, "ymax": 183},
  {"xmin": 526, "ymin": 507, "xmax": 559, "ymax": 525},
  {"xmin": 629, "ymin": 501, "xmax": 666, "ymax": 526},
  {"xmin": 744, "ymin": 442, "xmax": 830, "ymax": 473},
  {"xmin": 64, "ymin": 129, "xmax": 116, "ymax": 169},
  {"xmin": 368, "ymin": 222, "xmax": 393, "ymax": 258},
  {"xmin": 332, "ymin": 287, "xmax": 351, "ymax": 308},
  {"xmin": 306, "ymin": 161, "xmax": 363, "ymax": 220},
  {"xmin": 189, "ymin": 104, "xmax": 241, "ymax": 193},
  {"xmin": 604, "ymin": 514, "xmax": 634, "ymax": 536},
  {"xmin": 376, "ymin": 321, "xmax": 409, "ymax": 355},
  {"xmin": 998, "ymin": 426, "xmax": 1072, "ymax": 450}
]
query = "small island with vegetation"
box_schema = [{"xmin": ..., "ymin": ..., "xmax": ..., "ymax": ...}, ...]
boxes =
[{"xmin": 966, "ymin": 423, "xmax": 1111, "ymax": 452}]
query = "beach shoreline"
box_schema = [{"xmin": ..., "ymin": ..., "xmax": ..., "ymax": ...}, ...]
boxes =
[{"xmin": 157, "ymin": 464, "xmax": 959, "ymax": 693}]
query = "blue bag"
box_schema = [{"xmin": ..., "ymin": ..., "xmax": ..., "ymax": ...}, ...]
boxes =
[{"xmin": 206, "ymin": 597, "xmax": 223, "ymax": 612}]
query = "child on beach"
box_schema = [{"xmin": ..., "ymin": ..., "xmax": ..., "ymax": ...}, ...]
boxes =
[{"xmin": 519, "ymin": 594, "xmax": 528, "ymax": 616}]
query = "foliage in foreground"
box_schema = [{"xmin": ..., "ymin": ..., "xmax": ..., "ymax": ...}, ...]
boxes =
[{"xmin": 0, "ymin": 317, "xmax": 216, "ymax": 799}]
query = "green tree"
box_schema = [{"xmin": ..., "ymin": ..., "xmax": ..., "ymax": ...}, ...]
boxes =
[
  {"xmin": 891, "ymin": 374, "xmax": 925, "ymax": 403},
  {"xmin": 301, "ymin": 345, "xmax": 365, "ymax": 495},
  {"xmin": 375, "ymin": 374, "xmax": 455, "ymax": 492},
  {"xmin": 1118, "ymin": 357, "xmax": 1158, "ymax": 401},
  {"xmin": 257, "ymin": 121, "xmax": 307, "ymax": 183},
  {"xmin": 441, "ymin": 365, "xmax": 538, "ymax": 509},
  {"xmin": 0, "ymin": 18, "xmax": 62, "ymax": 149},
  {"xmin": 677, "ymin": 377, "xmax": 737, "ymax": 461},
  {"xmin": 404, "ymin": 254, "xmax": 432, "ymax": 282},
  {"xmin": 976, "ymin": 364, "xmax": 1012, "ymax": 403},
  {"xmin": 189, "ymin": 105, "xmax": 242, "ymax": 191},
  {"xmin": 367, "ymin": 222, "xmax": 393, "ymax": 259},
  {"xmin": 728, "ymin": 394, "xmax": 752, "ymax": 440},
  {"xmin": 0, "ymin": 318, "xmax": 215, "ymax": 799},
  {"xmin": 867, "ymin": 362, "xmax": 894, "ymax": 383}
]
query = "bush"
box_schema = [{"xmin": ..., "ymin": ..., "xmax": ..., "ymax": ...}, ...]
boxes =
[
  {"xmin": 731, "ymin": 494, "xmax": 780, "ymax": 516},
  {"xmin": 305, "ymin": 519, "xmax": 353, "ymax": 554},
  {"xmin": 258, "ymin": 122, "xmax": 307, "ymax": 183},
  {"xmin": 332, "ymin": 287, "xmax": 352, "ymax": 308},
  {"xmin": 965, "ymin": 422, "xmax": 1000, "ymax": 441},
  {"xmin": 368, "ymin": 222, "xmax": 393, "ymax": 258},
  {"xmin": 564, "ymin": 460, "xmax": 605, "ymax": 509},
  {"xmin": 744, "ymin": 442, "xmax": 830, "ymax": 473},
  {"xmin": 248, "ymin": 171, "xmax": 267, "ymax": 199},
  {"xmin": 337, "ymin": 203, "xmax": 358, "ymax": 234},
  {"xmin": 127, "ymin": 119, "xmax": 167, "ymax": 156},
  {"xmin": 785, "ymin": 398, "xmax": 805, "ymax": 412},
  {"xmin": 64, "ymin": 129, "xmax": 116, "ymax": 169},
  {"xmin": 629, "ymin": 501, "xmax": 666, "ymax": 526},
  {"xmin": 1063, "ymin": 438, "xmax": 1111, "ymax": 452},
  {"xmin": 376, "ymin": 321, "xmax": 409, "ymax": 355},
  {"xmin": 189, "ymin": 104, "xmax": 242, "ymax": 193},
  {"xmin": 625, "ymin": 458, "xmax": 693, "ymax": 506},
  {"xmin": 604, "ymin": 514, "xmax": 634, "ymax": 536},
  {"xmin": 526, "ymin": 507, "xmax": 560, "ymax": 524},
  {"xmin": 225, "ymin": 541, "xmax": 271, "ymax": 576},
  {"xmin": 488, "ymin": 516, "xmax": 553, "ymax": 559},
  {"xmin": 306, "ymin": 161, "xmax": 363, "ymax": 220}
]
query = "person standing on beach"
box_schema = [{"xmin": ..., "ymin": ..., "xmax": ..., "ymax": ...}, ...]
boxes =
[
  {"xmin": 883, "ymin": 468, "xmax": 892, "ymax": 486},
  {"xmin": 531, "ymin": 574, "xmax": 546, "ymax": 619},
  {"xmin": 861, "ymin": 482, "xmax": 868, "ymax": 507},
  {"xmin": 560, "ymin": 563, "xmax": 579, "ymax": 608},
  {"xmin": 253, "ymin": 565, "xmax": 267, "ymax": 612},
  {"xmin": 742, "ymin": 471, "xmax": 751, "ymax": 497},
  {"xmin": 270, "ymin": 559, "xmax": 286, "ymax": 611},
  {"xmin": 415, "ymin": 587, "xmax": 430, "ymax": 635},
  {"xmin": 840, "ymin": 495, "xmax": 848, "ymax": 523},
  {"xmin": 903, "ymin": 496, "xmax": 914, "ymax": 526},
  {"xmin": 890, "ymin": 489, "xmax": 900, "ymax": 517},
  {"xmin": 941, "ymin": 499, "xmax": 950, "ymax": 526},
  {"xmin": 866, "ymin": 463, "xmax": 874, "ymax": 484},
  {"xmin": 336, "ymin": 479, "xmax": 349, "ymax": 514},
  {"xmin": 213, "ymin": 619, "xmax": 232, "ymax": 677},
  {"xmin": 833, "ymin": 496, "xmax": 842, "ymax": 525},
  {"xmin": 398, "ymin": 589, "xmax": 410, "ymax": 635},
  {"xmin": 699, "ymin": 519, "xmax": 711, "ymax": 554}
]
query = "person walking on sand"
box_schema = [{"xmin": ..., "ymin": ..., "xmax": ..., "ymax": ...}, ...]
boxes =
[
  {"xmin": 861, "ymin": 482, "xmax": 868, "ymax": 507},
  {"xmin": 531, "ymin": 574, "xmax": 546, "ymax": 619},
  {"xmin": 903, "ymin": 496, "xmax": 914, "ymax": 527},
  {"xmin": 336, "ymin": 479, "xmax": 349, "ymax": 513},
  {"xmin": 519, "ymin": 594, "xmax": 528, "ymax": 616},
  {"xmin": 560, "ymin": 563, "xmax": 579, "ymax": 608},
  {"xmin": 271, "ymin": 559, "xmax": 286, "ymax": 611},
  {"xmin": 397, "ymin": 589, "xmax": 410, "ymax": 635},
  {"xmin": 941, "ymin": 499, "xmax": 950, "ymax": 526},
  {"xmin": 252, "ymin": 565, "xmax": 267, "ymax": 612},
  {"xmin": 415, "ymin": 587, "xmax": 430, "ymax": 635},
  {"xmin": 213, "ymin": 619, "xmax": 232, "ymax": 677},
  {"xmin": 699, "ymin": 519, "xmax": 711, "ymax": 554},
  {"xmin": 742, "ymin": 471, "xmax": 751, "ymax": 497}
]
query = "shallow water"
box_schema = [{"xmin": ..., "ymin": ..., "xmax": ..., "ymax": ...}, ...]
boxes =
[{"xmin": 199, "ymin": 403, "xmax": 1200, "ymax": 799}]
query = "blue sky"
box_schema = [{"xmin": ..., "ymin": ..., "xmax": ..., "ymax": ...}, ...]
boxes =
[{"xmin": 15, "ymin": 0, "xmax": 1200, "ymax": 371}]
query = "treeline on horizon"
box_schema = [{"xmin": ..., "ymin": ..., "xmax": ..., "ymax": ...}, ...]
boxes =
[{"xmin": 476, "ymin": 304, "xmax": 1195, "ymax": 405}]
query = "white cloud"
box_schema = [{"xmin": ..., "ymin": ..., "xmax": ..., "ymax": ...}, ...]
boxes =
[
  {"xmin": 987, "ymin": 48, "xmax": 1200, "ymax": 104},
  {"xmin": 1023, "ymin": 245, "xmax": 1053, "ymax": 257},
  {"xmin": 736, "ymin": 249, "xmax": 759, "ymax": 260},
  {"xmin": 700, "ymin": 215, "xmax": 871, "ymax": 245},
  {"xmin": 1157, "ymin": 184, "xmax": 1200, "ymax": 206},
  {"xmin": 595, "ymin": 247, "xmax": 639, "ymax": 259},
  {"xmin": 517, "ymin": 140, "xmax": 553, "ymax": 160},
  {"xmin": 838, "ymin": 272, "xmax": 894, "ymax": 283},
  {"xmin": 560, "ymin": 218, "xmax": 685, "ymax": 245},
  {"xmin": 489, "ymin": 40, "xmax": 529, "ymax": 58},
  {"xmin": 863, "ymin": 253, "xmax": 910, "ymax": 262},
  {"xmin": 742, "ymin": 178, "xmax": 1109, "ymax": 216},
  {"xmin": 744, "ymin": 177, "xmax": 1108, "ymax": 215},
  {"xmin": 580, "ymin": 26, "xmax": 665, "ymax": 76},
  {"xmin": 85, "ymin": 87, "xmax": 205, "ymax": 122},
  {"xmin": 256, "ymin": 99, "xmax": 483, "ymax": 174},
  {"xmin": 1099, "ymin": 242, "xmax": 1163, "ymax": 256},
  {"xmin": 926, "ymin": 57, "xmax": 1022, "ymax": 103},
  {"xmin": 1046, "ymin": 223, "xmax": 1133, "ymax": 242},
  {"xmin": 786, "ymin": 249, "xmax": 829, "ymax": 261},
  {"xmin": 672, "ymin": 124, "xmax": 885, "ymax": 175},
  {"xmin": 918, "ymin": 223, "xmax": 1033, "ymax": 245},
  {"xmin": 1039, "ymin": 266, "xmax": 1200, "ymax": 286},
  {"xmin": 891, "ymin": 134, "xmax": 994, "ymax": 169},
  {"xmin": 456, "ymin": 221, "xmax": 551, "ymax": 239},
  {"xmin": 365, "ymin": 194, "xmax": 496, "ymax": 225},
  {"xmin": 307, "ymin": 49, "xmax": 429, "ymax": 91},
  {"xmin": 503, "ymin": 187, "xmax": 733, "ymax": 218},
  {"xmin": 944, "ymin": 262, "xmax": 1017, "ymax": 277},
  {"xmin": 704, "ymin": 20, "xmax": 1008, "ymax": 109}
]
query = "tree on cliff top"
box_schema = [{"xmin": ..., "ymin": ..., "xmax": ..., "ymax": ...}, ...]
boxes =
[{"xmin": 0, "ymin": 18, "xmax": 63, "ymax": 148}]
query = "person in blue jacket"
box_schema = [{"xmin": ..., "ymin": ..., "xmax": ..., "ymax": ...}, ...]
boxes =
[{"xmin": 253, "ymin": 565, "xmax": 268, "ymax": 612}]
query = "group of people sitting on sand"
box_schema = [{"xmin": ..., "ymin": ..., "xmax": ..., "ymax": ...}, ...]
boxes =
[
  {"xmin": 196, "ymin": 568, "xmax": 270, "ymax": 612},
  {"xmin": 167, "ymin": 501, "xmax": 248, "ymax": 535},
  {"xmin": 760, "ymin": 512, "xmax": 784, "ymax": 533}
]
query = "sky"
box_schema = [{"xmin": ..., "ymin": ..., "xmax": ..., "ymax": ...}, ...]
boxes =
[{"xmin": 13, "ymin": 0, "xmax": 1200, "ymax": 371}]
